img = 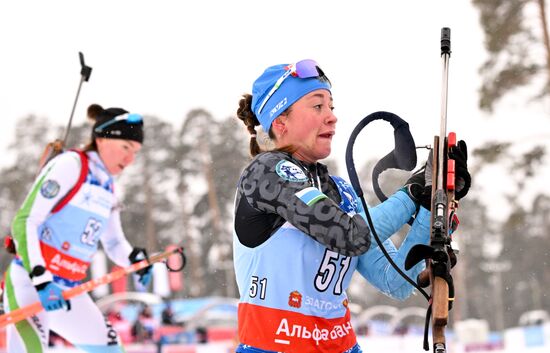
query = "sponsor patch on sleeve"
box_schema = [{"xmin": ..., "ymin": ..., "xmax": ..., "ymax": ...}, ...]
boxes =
[
  {"xmin": 296, "ymin": 187, "xmax": 327, "ymax": 206},
  {"xmin": 275, "ymin": 160, "xmax": 308, "ymax": 182},
  {"xmin": 40, "ymin": 180, "xmax": 60, "ymax": 199}
]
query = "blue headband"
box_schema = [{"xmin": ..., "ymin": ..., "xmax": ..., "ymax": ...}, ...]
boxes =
[{"xmin": 251, "ymin": 63, "xmax": 331, "ymax": 132}]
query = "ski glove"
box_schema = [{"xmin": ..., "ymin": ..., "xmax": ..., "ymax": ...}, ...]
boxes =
[
  {"xmin": 404, "ymin": 139, "xmax": 471, "ymax": 210},
  {"xmin": 30, "ymin": 265, "xmax": 71, "ymax": 311},
  {"xmin": 129, "ymin": 247, "xmax": 152, "ymax": 287},
  {"xmin": 404, "ymin": 151, "xmax": 433, "ymax": 210},
  {"xmin": 35, "ymin": 282, "xmax": 71, "ymax": 311}
]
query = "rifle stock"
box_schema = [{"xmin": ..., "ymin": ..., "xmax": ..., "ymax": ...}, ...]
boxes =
[
  {"xmin": 37, "ymin": 139, "xmax": 65, "ymax": 171},
  {"xmin": 429, "ymin": 141, "xmax": 456, "ymax": 353}
]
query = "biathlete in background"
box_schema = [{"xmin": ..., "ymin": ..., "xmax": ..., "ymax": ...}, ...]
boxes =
[
  {"xmin": 3, "ymin": 104, "xmax": 152, "ymax": 352},
  {"xmin": 232, "ymin": 59, "xmax": 471, "ymax": 353}
]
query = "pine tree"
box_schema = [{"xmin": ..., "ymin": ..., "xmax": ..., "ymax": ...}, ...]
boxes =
[{"xmin": 472, "ymin": 0, "xmax": 550, "ymax": 111}]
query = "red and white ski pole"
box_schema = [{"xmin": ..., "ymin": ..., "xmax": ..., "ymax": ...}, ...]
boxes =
[{"xmin": 0, "ymin": 246, "xmax": 185, "ymax": 328}]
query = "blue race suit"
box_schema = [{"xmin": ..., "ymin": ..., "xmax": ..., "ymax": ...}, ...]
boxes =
[{"xmin": 233, "ymin": 151, "xmax": 430, "ymax": 353}]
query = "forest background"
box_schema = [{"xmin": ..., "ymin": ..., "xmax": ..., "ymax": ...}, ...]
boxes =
[{"xmin": 1, "ymin": 0, "xmax": 550, "ymax": 333}]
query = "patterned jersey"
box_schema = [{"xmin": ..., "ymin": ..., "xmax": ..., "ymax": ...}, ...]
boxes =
[
  {"xmin": 233, "ymin": 151, "xmax": 430, "ymax": 353},
  {"xmin": 12, "ymin": 150, "xmax": 133, "ymax": 284}
]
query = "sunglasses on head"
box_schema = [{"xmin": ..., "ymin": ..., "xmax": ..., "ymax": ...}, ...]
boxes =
[
  {"xmin": 257, "ymin": 59, "xmax": 331, "ymax": 115},
  {"xmin": 94, "ymin": 113, "xmax": 143, "ymax": 133}
]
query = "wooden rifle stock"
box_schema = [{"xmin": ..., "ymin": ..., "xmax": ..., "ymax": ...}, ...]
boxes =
[
  {"xmin": 37, "ymin": 139, "xmax": 65, "ymax": 171},
  {"xmin": 429, "ymin": 134, "xmax": 453, "ymax": 353}
]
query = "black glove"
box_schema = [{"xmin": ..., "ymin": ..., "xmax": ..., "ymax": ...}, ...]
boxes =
[
  {"xmin": 449, "ymin": 140, "xmax": 471, "ymax": 200},
  {"xmin": 129, "ymin": 247, "xmax": 152, "ymax": 287},
  {"xmin": 404, "ymin": 161, "xmax": 432, "ymax": 211},
  {"xmin": 405, "ymin": 140, "xmax": 471, "ymax": 210}
]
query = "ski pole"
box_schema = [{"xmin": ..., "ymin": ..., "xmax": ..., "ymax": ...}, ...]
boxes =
[{"xmin": 0, "ymin": 246, "xmax": 185, "ymax": 328}]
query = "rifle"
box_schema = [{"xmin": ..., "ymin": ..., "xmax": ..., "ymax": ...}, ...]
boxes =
[
  {"xmin": 37, "ymin": 52, "xmax": 92, "ymax": 170},
  {"xmin": 3, "ymin": 52, "xmax": 93, "ymax": 255},
  {"xmin": 0, "ymin": 246, "xmax": 186, "ymax": 328},
  {"xmin": 345, "ymin": 28, "xmax": 460, "ymax": 353},
  {"xmin": 404, "ymin": 27, "xmax": 458, "ymax": 353}
]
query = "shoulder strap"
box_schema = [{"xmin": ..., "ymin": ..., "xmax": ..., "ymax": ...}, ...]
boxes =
[
  {"xmin": 3, "ymin": 150, "xmax": 89, "ymax": 255},
  {"xmin": 51, "ymin": 149, "xmax": 89, "ymax": 214}
]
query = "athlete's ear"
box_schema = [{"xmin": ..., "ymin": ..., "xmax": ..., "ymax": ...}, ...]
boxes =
[{"xmin": 271, "ymin": 116, "xmax": 288, "ymax": 140}]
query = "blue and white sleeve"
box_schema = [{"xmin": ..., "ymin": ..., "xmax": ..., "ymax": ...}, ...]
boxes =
[{"xmin": 356, "ymin": 192, "xmax": 431, "ymax": 300}]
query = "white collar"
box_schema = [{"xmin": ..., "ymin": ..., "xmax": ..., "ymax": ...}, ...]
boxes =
[{"xmin": 86, "ymin": 151, "xmax": 112, "ymax": 177}]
